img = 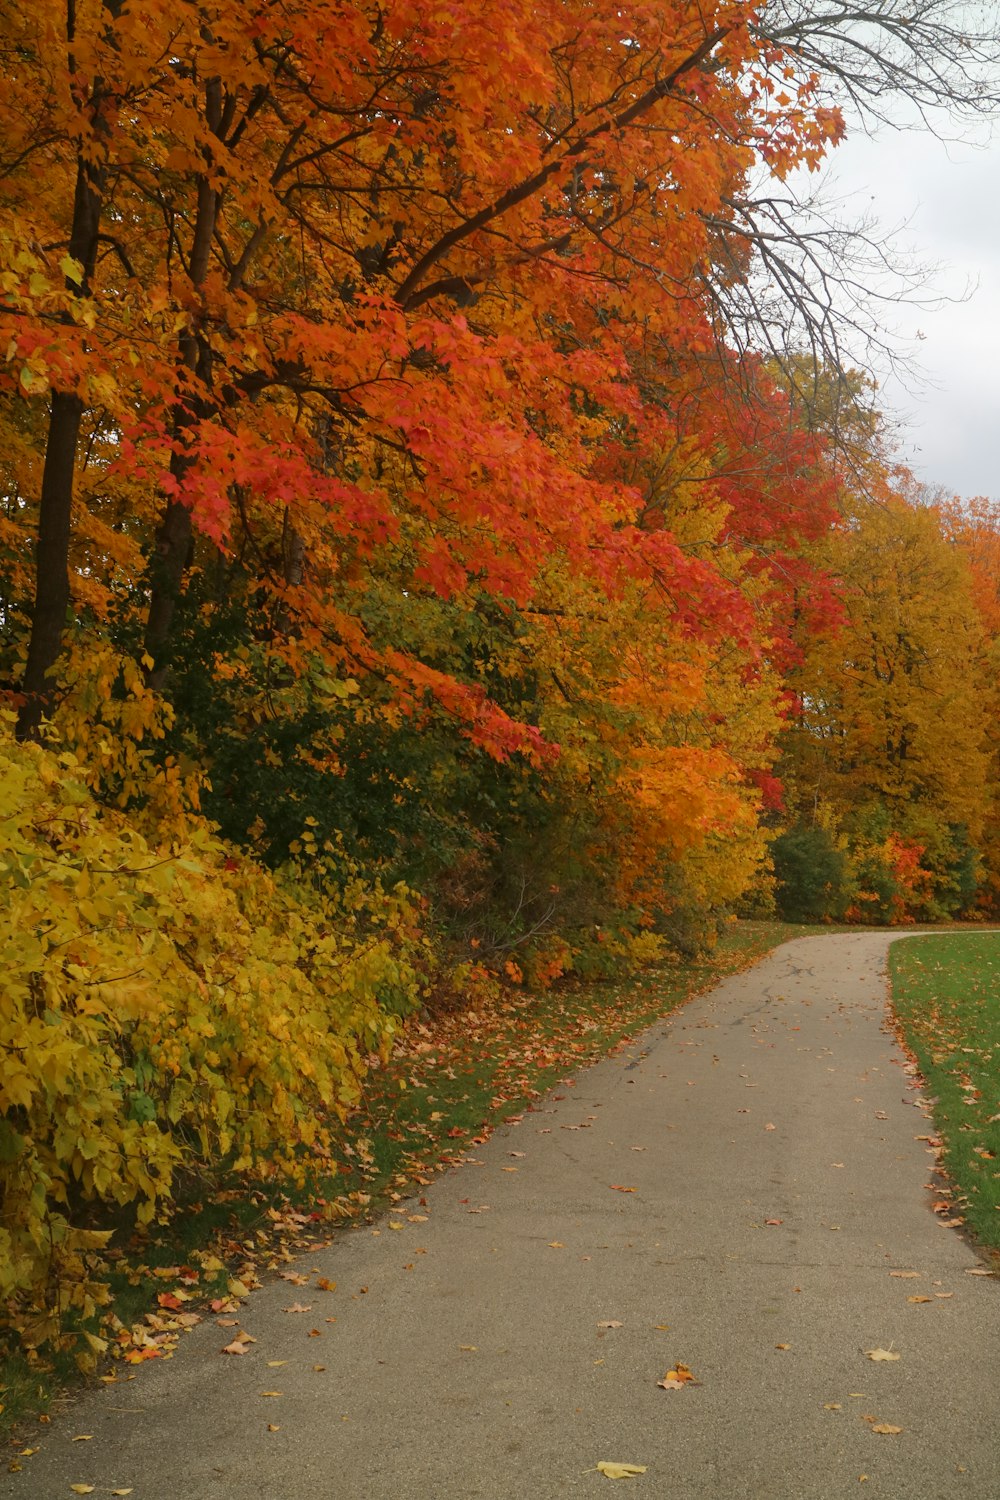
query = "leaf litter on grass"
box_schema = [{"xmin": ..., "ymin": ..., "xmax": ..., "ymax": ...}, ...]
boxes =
[{"xmin": 889, "ymin": 934, "xmax": 1000, "ymax": 1254}]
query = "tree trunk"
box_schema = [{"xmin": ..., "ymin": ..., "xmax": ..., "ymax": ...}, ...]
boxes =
[{"xmin": 16, "ymin": 126, "xmax": 108, "ymax": 739}]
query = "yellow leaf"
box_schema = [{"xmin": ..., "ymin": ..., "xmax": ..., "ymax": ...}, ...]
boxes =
[
  {"xmin": 866, "ymin": 1349, "xmax": 900, "ymax": 1362},
  {"xmin": 657, "ymin": 1362, "xmax": 697, "ymax": 1389},
  {"xmin": 596, "ymin": 1461, "xmax": 647, "ymax": 1479},
  {"xmin": 871, "ymin": 1424, "xmax": 903, "ymax": 1435},
  {"xmin": 70, "ymin": 1488, "xmax": 96, "ymax": 1495},
  {"xmin": 907, "ymin": 1296, "xmax": 932, "ymax": 1304}
]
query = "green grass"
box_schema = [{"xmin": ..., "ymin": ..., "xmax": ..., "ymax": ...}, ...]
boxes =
[
  {"xmin": 2, "ymin": 919, "xmax": 807, "ymax": 1442},
  {"xmin": 889, "ymin": 931, "xmax": 1000, "ymax": 1253}
]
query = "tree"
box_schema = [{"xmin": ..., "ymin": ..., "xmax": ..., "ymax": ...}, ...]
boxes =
[
  {"xmin": 778, "ymin": 487, "xmax": 993, "ymax": 917},
  {"xmin": 5, "ymin": 0, "xmax": 998, "ymax": 749}
]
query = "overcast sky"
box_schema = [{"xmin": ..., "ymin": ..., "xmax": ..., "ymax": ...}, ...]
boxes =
[{"xmin": 803, "ymin": 120, "xmax": 1000, "ymax": 500}]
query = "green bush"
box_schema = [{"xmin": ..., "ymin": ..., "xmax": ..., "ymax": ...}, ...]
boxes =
[{"xmin": 771, "ymin": 823, "xmax": 849, "ymax": 922}]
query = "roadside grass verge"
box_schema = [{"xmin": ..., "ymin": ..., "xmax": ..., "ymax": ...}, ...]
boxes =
[
  {"xmin": 2, "ymin": 919, "xmax": 804, "ymax": 1447},
  {"xmin": 889, "ymin": 931, "xmax": 1000, "ymax": 1253}
]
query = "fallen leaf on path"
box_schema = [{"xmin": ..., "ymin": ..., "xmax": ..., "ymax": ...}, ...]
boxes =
[
  {"xmin": 267, "ymin": 1361, "xmax": 289, "ymax": 1368},
  {"xmin": 765, "ymin": 1219, "xmax": 783, "ymax": 1226},
  {"xmin": 69, "ymin": 1488, "xmax": 95, "ymax": 1495},
  {"xmin": 764, "ymin": 1123, "xmax": 776, "ymax": 1131},
  {"xmin": 548, "ymin": 1241, "xmax": 564, "ymax": 1249},
  {"xmin": 110, "ymin": 1491, "xmax": 133, "ymax": 1496},
  {"xmin": 907, "ymin": 1296, "xmax": 932, "ymax": 1304},
  {"xmin": 315, "ymin": 1278, "xmax": 336, "ymax": 1291},
  {"xmin": 260, "ymin": 1391, "xmax": 282, "ymax": 1397},
  {"xmin": 509, "ymin": 1151, "xmax": 526, "ymax": 1158},
  {"xmin": 267, "ymin": 1424, "xmax": 280, "ymax": 1432},
  {"xmin": 823, "ymin": 1403, "xmax": 842, "ymax": 1410},
  {"xmin": 71, "ymin": 1435, "xmax": 93, "ymax": 1442},
  {"xmin": 935, "ymin": 1293, "xmax": 954, "ymax": 1299},
  {"xmin": 221, "ymin": 1339, "xmax": 252, "ymax": 1356},
  {"xmin": 657, "ymin": 1363, "xmax": 697, "ymax": 1390},
  {"xmin": 866, "ymin": 1349, "xmax": 900, "ymax": 1362},
  {"xmin": 278, "ymin": 1272, "xmax": 309, "ymax": 1286},
  {"xmin": 871, "ymin": 1424, "xmax": 903, "ymax": 1435},
  {"xmin": 775, "ymin": 1343, "xmax": 791, "ymax": 1350},
  {"xmin": 889, "ymin": 1271, "xmax": 919, "ymax": 1279},
  {"xmin": 459, "ymin": 1345, "xmax": 478, "ymax": 1352},
  {"xmin": 597, "ymin": 1321, "xmax": 623, "ymax": 1329},
  {"xmin": 596, "ymin": 1461, "xmax": 647, "ymax": 1478},
  {"xmin": 283, "ymin": 1303, "xmax": 312, "ymax": 1314},
  {"xmin": 610, "ymin": 1185, "xmax": 636, "ymax": 1193},
  {"xmin": 966, "ymin": 1267, "xmax": 993, "ymax": 1276}
]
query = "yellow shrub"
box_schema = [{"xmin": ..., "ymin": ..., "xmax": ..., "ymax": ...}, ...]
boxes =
[{"xmin": 0, "ymin": 720, "xmax": 427, "ymax": 1348}]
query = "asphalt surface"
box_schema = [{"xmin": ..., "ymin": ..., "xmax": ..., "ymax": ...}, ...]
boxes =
[{"xmin": 7, "ymin": 931, "xmax": 1000, "ymax": 1500}]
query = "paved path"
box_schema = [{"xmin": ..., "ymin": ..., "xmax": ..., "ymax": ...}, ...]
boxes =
[{"xmin": 7, "ymin": 933, "xmax": 1000, "ymax": 1500}]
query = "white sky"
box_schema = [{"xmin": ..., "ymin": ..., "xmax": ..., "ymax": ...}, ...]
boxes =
[{"xmin": 805, "ymin": 120, "xmax": 1000, "ymax": 500}]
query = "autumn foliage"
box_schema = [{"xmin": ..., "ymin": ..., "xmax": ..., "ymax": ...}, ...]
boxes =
[{"xmin": 2, "ymin": 0, "xmax": 1000, "ymax": 1354}]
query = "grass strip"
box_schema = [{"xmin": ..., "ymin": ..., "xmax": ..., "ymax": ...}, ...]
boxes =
[{"xmin": 889, "ymin": 931, "xmax": 1000, "ymax": 1252}]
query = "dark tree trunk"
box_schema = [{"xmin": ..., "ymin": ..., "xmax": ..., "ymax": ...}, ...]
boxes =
[
  {"xmin": 17, "ymin": 134, "xmax": 108, "ymax": 740},
  {"xmin": 143, "ymin": 495, "xmax": 195, "ymax": 689}
]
